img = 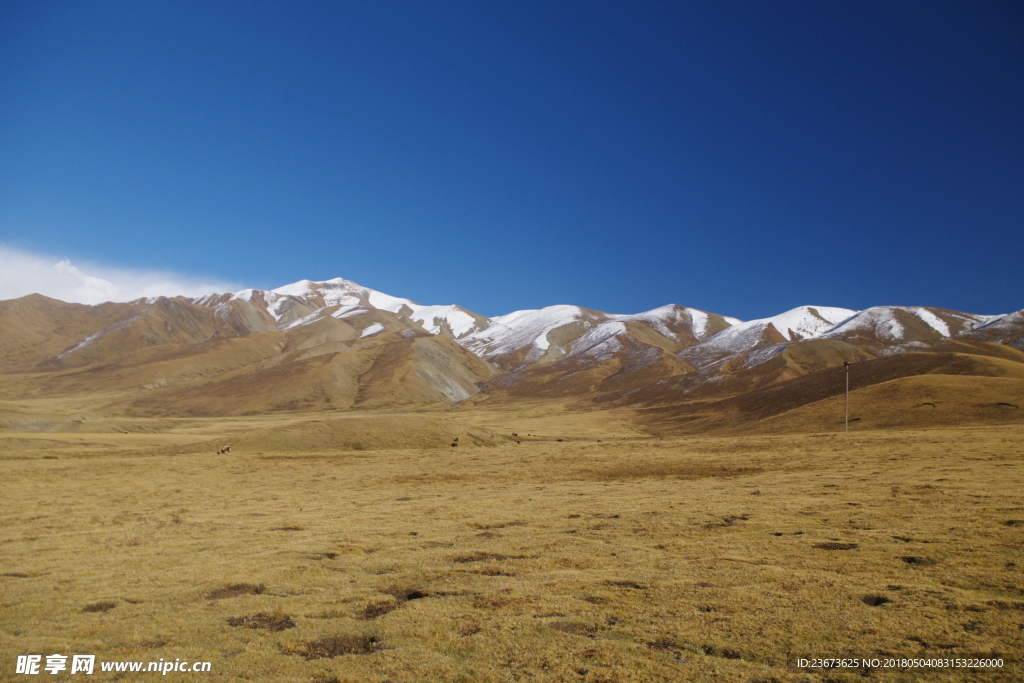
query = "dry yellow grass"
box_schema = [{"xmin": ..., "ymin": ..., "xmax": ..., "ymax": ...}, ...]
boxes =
[{"xmin": 2, "ymin": 413, "xmax": 1022, "ymax": 682}]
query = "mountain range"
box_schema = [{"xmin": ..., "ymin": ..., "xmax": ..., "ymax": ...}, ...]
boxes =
[{"xmin": 1, "ymin": 277, "xmax": 1022, "ymax": 432}]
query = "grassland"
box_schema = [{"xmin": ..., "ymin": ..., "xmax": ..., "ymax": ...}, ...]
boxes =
[{"xmin": 1, "ymin": 411, "xmax": 1022, "ymax": 682}]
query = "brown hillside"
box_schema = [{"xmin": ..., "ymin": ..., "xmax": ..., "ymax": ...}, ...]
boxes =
[
  {"xmin": 729, "ymin": 374, "xmax": 1024, "ymax": 434},
  {"xmin": 637, "ymin": 350, "xmax": 1024, "ymax": 435},
  {"xmin": 0, "ymin": 295, "xmax": 147, "ymax": 371}
]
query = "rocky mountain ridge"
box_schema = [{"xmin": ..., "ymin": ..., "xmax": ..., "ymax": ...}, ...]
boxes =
[{"xmin": 1, "ymin": 277, "xmax": 1021, "ymax": 420}]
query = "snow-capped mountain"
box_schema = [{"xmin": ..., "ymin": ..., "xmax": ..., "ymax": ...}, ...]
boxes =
[
  {"xmin": 170, "ymin": 279, "xmax": 1021, "ymax": 381},
  {"xmin": 963, "ymin": 310, "xmax": 1024, "ymax": 350},
  {"xmin": 821, "ymin": 306, "xmax": 998, "ymax": 346},
  {"xmin": 1, "ymin": 275, "xmax": 1019, "ymax": 417},
  {"xmin": 458, "ymin": 303, "xmax": 740, "ymax": 371},
  {"xmin": 680, "ymin": 306, "xmax": 856, "ymax": 368}
]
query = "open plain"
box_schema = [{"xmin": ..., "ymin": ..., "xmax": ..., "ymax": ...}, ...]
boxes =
[{"xmin": 2, "ymin": 403, "xmax": 1022, "ymax": 682}]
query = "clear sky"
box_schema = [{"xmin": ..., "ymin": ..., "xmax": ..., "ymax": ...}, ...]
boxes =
[{"xmin": 1, "ymin": 1, "xmax": 1021, "ymax": 320}]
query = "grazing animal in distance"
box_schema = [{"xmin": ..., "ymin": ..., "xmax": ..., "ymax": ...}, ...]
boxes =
[{"xmin": 217, "ymin": 445, "xmax": 232, "ymax": 454}]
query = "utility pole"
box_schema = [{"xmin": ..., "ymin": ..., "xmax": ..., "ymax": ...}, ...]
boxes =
[{"xmin": 844, "ymin": 361, "xmax": 851, "ymax": 434}]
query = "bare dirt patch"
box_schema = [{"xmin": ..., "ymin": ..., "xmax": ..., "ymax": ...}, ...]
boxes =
[
  {"xmin": 207, "ymin": 583, "xmax": 266, "ymax": 600},
  {"xmin": 226, "ymin": 613, "xmax": 297, "ymax": 631},
  {"xmin": 285, "ymin": 635, "xmax": 381, "ymax": 659},
  {"xmin": 356, "ymin": 601, "xmax": 396, "ymax": 620},
  {"xmin": 379, "ymin": 586, "xmax": 428, "ymax": 602},
  {"xmin": 82, "ymin": 601, "xmax": 117, "ymax": 613}
]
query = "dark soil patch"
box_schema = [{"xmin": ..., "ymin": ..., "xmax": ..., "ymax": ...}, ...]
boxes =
[
  {"xmin": 1003, "ymin": 520, "xmax": 1024, "ymax": 527},
  {"xmin": 1, "ymin": 572, "xmax": 30, "ymax": 578},
  {"xmin": 463, "ymin": 567, "xmax": 516, "ymax": 576},
  {"xmin": 605, "ymin": 580, "xmax": 647, "ymax": 590},
  {"xmin": 474, "ymin": 531, "xmax": 502, "ymax": 538},
  {"xmin": 207, "ymin": 583, "xmax": 266, "ymax": 600},
  {"xmin": 862, "ymin": 595, "xmax": 890, "ymax": 607},
  {"xmin": 813, "ymin": 542, "xmax": 859, "ymax": 550},
  {"xmin": 471, "ymin": 520, "xmax": 526, "ymax": 529},
  {"xmin": 647, "ymin": 638, "xmax": 683, "ymax": 651},
  {"xmin": 82, "ymin": 601, "xmax": 117, "ymax": 613},
  {"xmin": 269, "ymin": 526, "xmax": 305, "ymax": 531},
  {"xmin": 901, "ymin": 555, "xmax": 937, "ymax": 566},
  {"xmin": 705, "ymin": 513, "xmax": 751, "ymax": 529},
  {"xmin": 472, "ymin": 594, "xmax": 536, "ymax": 609},
  {"xmin": 357, "ymin": 601, "xmax": 396, "ymax": 620},
  {"xmin": 226, "ymin": 613, "xmax": 297, "ymax": 632},
  {"xmin": 289, "ymin": 635, "xmax": 381, "ymax": 659},
  {"xmin": 459, "ymin": 624, "xmax": 483, "ymax": 636},
  {"xmin": 548, "ymin": 621, "xmax": 597, "ymax": 637},
  {"xmin": 701, "ymin": 644, "xmax": 742, "ymax": 659}
]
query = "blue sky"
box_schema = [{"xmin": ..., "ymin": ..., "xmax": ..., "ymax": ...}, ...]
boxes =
[{"xmin": 1, "ymin": 1, "xmax": 1021, "ymax": 320}]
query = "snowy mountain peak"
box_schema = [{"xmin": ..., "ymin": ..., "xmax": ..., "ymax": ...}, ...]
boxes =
[
  {"xmin": 678, "ymin": 305, "xmax": 856, "ymax": 368},
  {"xmin": 822, "ymin": 306, "xmax": 995, "ymax": 344}
]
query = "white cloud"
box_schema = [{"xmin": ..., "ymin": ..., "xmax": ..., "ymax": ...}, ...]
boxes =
[{"xmin": 0, "ymin": 246, "xmax": 243, "ymax": 304}]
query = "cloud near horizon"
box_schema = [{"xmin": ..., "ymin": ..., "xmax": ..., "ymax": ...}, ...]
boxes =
[{"xmin": 0, "ymin": 246, "xmax": 243, "ymax": 305}]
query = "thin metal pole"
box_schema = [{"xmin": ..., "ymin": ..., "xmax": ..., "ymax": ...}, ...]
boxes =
[{"xmin": 845, "ymin": 362, "xmax": 850, "ymax": 434}]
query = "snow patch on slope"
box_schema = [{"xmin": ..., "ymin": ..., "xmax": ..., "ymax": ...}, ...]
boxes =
[
  {"xmin": 409, "ymin": 305, "xmax": 481, "ymax": 338},
  {"xmin": 910, "ymin": 307, "xmax": 950, "ymax": 336},
  {"xmin": 360, "ymin": 323, "xmax": 385, "ymax": 338},
  {"xmin": 463, "ymin": 305, "xmax": 595, "ymax": 360},
  {"xmin": 565, "ymin": 321, "xmax": 627, "ymax": 362},
  {"xmin": 278, "ymin": 309, "xmax": 328, "ymax": 330}
]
